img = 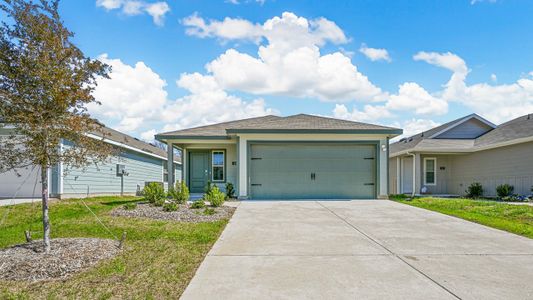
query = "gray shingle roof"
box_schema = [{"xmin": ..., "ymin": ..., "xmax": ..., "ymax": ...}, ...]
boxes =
[
  {"xmin": 390, "ymin": 113, "xmax": 533, "ymax": 155},
  {"xmin": 157, "ymin": 114, "xmax": 401, "ymax": 138},
  {"xmin": 93, "ymin": 125, "xmax": 180, "ymax": 163}
]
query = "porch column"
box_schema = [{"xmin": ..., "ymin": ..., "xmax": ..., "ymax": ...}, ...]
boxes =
[
  {"xmin": 396, "ymin": 157, "xmax": 401, "ymax": 194},
  {"xmin": 414, "ymin": 153, "xmax": 421, "ymax": 195},
  {"xmin": 238, "ymin": 137, "xmax": 248, "ymax": 199},
  {"xmin": 182, "ymin": 147, "xmax": 187, "ymax": 184},
  {"xmin": 167, "ymin": 141, "xmax": 175, "ymax": 187}
]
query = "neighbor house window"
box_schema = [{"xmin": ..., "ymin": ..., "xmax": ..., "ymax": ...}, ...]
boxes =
[
  {"xmin": 212, "ymin": 150, "xmax": 225, "ymax": 182},
  {"xmin": 163, "ymin": 163, "xmax": 168, "ymax": 182},
  {"xmin": 424, "ymin": 158, "xmax": 436, "ymax": 185}
]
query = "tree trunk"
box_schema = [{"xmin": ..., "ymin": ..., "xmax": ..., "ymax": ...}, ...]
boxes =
[{"xmin": 41, "ymin": 166, "xmax": 51, "ymax": 253}]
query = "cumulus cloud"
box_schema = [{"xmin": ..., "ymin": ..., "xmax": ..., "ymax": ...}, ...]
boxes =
[
  {"xmin": 90, "ymin": 54, "xmax": 168, "ymax": 132},
  {"xmin": 96, "ymin": 0, "xmax": 170, "ymax": 26},
  {"xmin": 387, "ymin": 82, "xmax": 448, "ymax": 115},
  {"xmin": 391, "ymin": 119, "xmax": 441, "ymax": 141},
  {"xmin": 140, "ymin": 129, "xmax": 157, "ymax": 142},
  {"xmin": 359, "ymin": 44, "xmax": 391, "ymax": 62},
  {"xmin": 182, "ymin": 12, "xmax": 384, "ymax": 102},
  {"xmin": 161, "ymin": 73, "xmax": 276, "ymax": 131},
  {"xmin": 333, "ymin": 104, "xmax": 393, "ymax": 123},
  {"xmin": 91, "ymin": 55, "xmax": 276, "ymax": 134},
  {"xmin": 415, "ymin": 51, "xmax": 533, "ymax": 123}
]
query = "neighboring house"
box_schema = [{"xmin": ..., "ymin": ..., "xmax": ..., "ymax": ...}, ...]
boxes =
[
  {"xmin": 389, "ymin": 113, "xmax": 533, "ymax": 197},
  {"xmin": 155, "ymin": 114, "xmax": 402, "ymax": 200},
  {"xmin": 0, "ymin": 125, "xmax": 181, "ymax": 199}
]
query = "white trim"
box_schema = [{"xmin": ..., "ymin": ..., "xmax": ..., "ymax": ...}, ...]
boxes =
[
  {"xmin": 211, "ymin": 150, "xmax": 225, "ymax": 182},
  {"xmin": 86, "ymin": 133, "xmax": 181, "ymax": 164},
  {"xmin": 428, "ymin": 114, "xmax": 496, "ymax": 139},
  {"xmin": 390, "ymin": 135, "xmax": 533, "ymax": 158},
  {"xmin": 423, "ymin": 157, "xmax": 437, "ymax": 186}
]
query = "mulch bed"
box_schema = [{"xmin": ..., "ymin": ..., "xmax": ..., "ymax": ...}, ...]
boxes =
[
  {"xmin": 111, "ymin": 203, "xmax": 235, "ymax": 223},
  {"xmin": 0, "ymin": 238, "xmax": 120, "ymax": 282}
]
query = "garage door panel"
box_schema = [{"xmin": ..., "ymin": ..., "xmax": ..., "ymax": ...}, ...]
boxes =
[{"xmin": 250, "ymin": 144, "xmax": 376, "ymax": 200}]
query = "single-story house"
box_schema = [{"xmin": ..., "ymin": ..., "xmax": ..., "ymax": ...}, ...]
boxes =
[
  {"xmin": 389, "ymin": 113, "xmax": 533, "ymax": 197},
  {"xmin": 0, "ymin": 125, "xmax": 181, "ymax": 199},
  {"xmin": 155, "ymin": 114, "xmax": 402, "ymax": 200}
]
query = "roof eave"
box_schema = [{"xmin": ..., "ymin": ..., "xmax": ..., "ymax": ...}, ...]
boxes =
[
  {"xmin": 155, "ymin": 134, "xmax": 231, "ymax": 142},
  {"xmin": 225, "ymin": 129, "xmax": 403, "ymax": 135}
]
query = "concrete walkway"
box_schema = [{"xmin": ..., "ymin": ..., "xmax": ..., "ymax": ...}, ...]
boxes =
[{"xmin": 181, "ymin": 200, "xmax": 533, "ymax": 300}]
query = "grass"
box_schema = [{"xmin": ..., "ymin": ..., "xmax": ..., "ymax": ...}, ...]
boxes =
[
  {"xmin": 0, "ymin": 196, "xmax": 229, "ymax": 299},
  {"xmin": 395, "ymin": 197, "xmax": 533, "ymax": 238}
]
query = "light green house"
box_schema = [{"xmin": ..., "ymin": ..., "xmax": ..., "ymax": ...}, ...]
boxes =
[
  {"xmin": 156, "ymin": 114, "xmax": 402, "ymax": 200},
  {"xmin": 0, "ymin": 125, "xmax": 181, "ymax": 199}
]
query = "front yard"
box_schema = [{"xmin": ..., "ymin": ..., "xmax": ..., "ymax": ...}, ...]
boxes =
[
  {"xmin": 395, "ymin": 197, "xmax": 533, "ymax": 239},
  {"xmin": 0, "ymin": 196, "xmax": 230, "ymax": 299}
]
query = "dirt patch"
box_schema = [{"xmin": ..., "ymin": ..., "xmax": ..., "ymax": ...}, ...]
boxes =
[
  {"xmin": 111, "ymin": 203, "xmax": 236, "ymax": 223},
  {"xmin": 0, "ymin": 238, "xmax": 120, "ymax": 282}
]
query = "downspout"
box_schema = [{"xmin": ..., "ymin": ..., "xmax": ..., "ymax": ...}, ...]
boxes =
[{"xmin": 406, "ymin": 151, "xmax": 416, "ymax": 197}]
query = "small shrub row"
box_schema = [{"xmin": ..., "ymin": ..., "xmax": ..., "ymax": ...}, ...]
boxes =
[{"xmin": 464, "ymin": 183, "xmax": 532, "ymax": 202}]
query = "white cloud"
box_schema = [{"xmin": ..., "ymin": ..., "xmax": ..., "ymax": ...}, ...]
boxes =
[
  {"xmin": 140, "ymin": 129, "xmax": 157, "ymax": 142},
  {"xmin": 96, "ymin": 0, "xmax": 170, "ymax": 26},
  {"xmin": 91, "ymin": 55, "xmax": 277, "ymax": 134},
  {"xmin": 161, "ymin": 73, "xmax": 276, "ymax": 131},
  {"xmin": 491, "ymin": 73, "xmax": 497, "ymax": 82},
  {"xmin": 359, "ymin": 44, "xmax": 391, "ymax": 62},
  {"xmin": 387, "ymin": 82, "xmax": 448, "ymax": 115},
  {"xmin": 390, "ymin": 119, "xmax": 441, "ymax": 141},
  {"xmin": 333, "ymin": 104, "xmax": 393, "ymax": 123},
  {"xmin": 415, "ymin": 51, "xmax": 533, "ymax": 123},
  {"xmin": 471, "ymin": 0, "xmax": 497, "ymax": 5},
  {"xmin": 226, "ymin": 0, "xmax": 266, "ymax": 5},
  {"xmin": 90, "ymin": 54, "xmax": 168, "ymax": 133},
  {"xmin": 183, "ymin": 12, "xmax": 384, "ymax": 102}
]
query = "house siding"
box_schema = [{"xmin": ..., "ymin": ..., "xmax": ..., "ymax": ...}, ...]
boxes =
[
  {"xmin": 448, "ymin": 141, "xmax": 533, "ymax": 197},
  {"xmin": 419, "ymin": 154, "xmax": 452, "ymax": 195},
  {"xmin": 184, "ymin": 143, "xmax": 238, "ymax": 194},
  {"xmin": 61, "ymin": 141, "xmax": 181, "ymax": 198},
  {"xmin": 434, "ymin": 118, "xmax": 493, "ymax": 139}
]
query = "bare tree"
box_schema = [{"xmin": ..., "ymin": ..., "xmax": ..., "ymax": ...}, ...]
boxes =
[{"xmin": 0, "ymin": 0, "xmax": 113, "ymax": 252}]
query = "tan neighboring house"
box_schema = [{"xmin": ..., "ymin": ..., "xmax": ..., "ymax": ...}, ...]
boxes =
[
  {"xmin": 389, "ymin": 113, "xmax": 533, "ymax": 197},
  {"xmin": 156, "ymin": 114, "xmax": 402, "ymax": 200}
]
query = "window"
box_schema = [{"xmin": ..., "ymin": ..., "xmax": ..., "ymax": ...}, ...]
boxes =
[
  {"xmin": 163, "ymin": 163, "xmax": 168, "ymax": 182},
  {"xmin": 212, "ymin": 150, "xmax": 225, "ymax": 182},
  {"xmin": 424, "ymin": 158, "xmax": 436, "ymax": 185}
]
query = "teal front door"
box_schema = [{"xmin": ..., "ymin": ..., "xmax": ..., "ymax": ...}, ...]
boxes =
[{"xmin": 189, "ymin": 151, "xmax": 209, "ymax": 193}]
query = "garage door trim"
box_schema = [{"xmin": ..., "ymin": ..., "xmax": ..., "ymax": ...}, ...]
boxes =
[{"xmin": 246, "ymin": 140, "xmax": 380, "ymax": 200}]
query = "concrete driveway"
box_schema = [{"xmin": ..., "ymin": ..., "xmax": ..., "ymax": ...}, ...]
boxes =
[{"xmin": 181, "ymin": 200, "xmax": 533, "ymax": 300}]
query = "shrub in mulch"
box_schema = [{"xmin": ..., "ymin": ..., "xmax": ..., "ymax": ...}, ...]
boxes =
[
  {"xmin": 0, "ymin": 238, "xmax": 120, "ymax": 282},
  {"xmin": 111, "ymin": 203, "xmax": 235, "ymax": 223}
]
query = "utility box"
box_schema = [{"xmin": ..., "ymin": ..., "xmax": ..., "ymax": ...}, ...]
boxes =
[{"xmin": 116, "ymin": 164, "xmax": 126, "ymax": 176}]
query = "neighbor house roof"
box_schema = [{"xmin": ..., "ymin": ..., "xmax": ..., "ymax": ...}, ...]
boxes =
[
  {"xmin": 390, "ymin": 113, "xmax": 533, "ymax": 156},
  {"xmin": 156, "ymin": 114, "xmax": 402, "ymax": 140},
  {"xmin": 91, "ymin": 125, "xmax": 180, "ymax": 163}
]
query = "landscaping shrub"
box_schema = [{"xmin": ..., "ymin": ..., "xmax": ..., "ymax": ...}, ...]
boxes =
[
  {"xmin": 496, "ymin": 184, "xmax": 514, "ymax": 199},
  {"xmin": 205, "ymin": 181, "xmax": 214, "ymax": 196},
  {"xmin": 205, "ymin": 186, "xmax": 226, "ymax": 207},
  {"xmin": 203, "ymin": 207, "xmax": 215, "ymax": 215},
  {"xmin": 123, "ymin": 203, "xmax": 137, "ymax": 210},
  {"xmin": 154, "ymin": 197, "xmax": 165, "ymax": 207},
  {"xmin": 225, "ymin": 182, "xmax": 235, "ymax": 199},
  {"xmin": 190, "ymin": 200, "xmax": 206, "ymax": 209},
  {"xmin": 465, "ymin": 182, "xmax": 483, "ymax": 198},
  {"xmin": 163, "ymin": 201, "xmax": 178, "ymax": 212},
  {"xmin": 168, "ymin": 181, "xmax": 189, "ymax": 204},
  {"xmin": 143, "ymin": 182, "xmax": 165, "ymax": 204}
]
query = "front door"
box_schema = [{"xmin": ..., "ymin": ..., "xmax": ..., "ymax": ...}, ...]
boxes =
[{"xmin": 189, "ymin": 151, "xmax": 209, "ymax": 193}]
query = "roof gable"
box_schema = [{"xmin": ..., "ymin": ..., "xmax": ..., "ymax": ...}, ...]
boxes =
[{"xmin": 429, "ymin": 114, "xmax": 496, "ymax": 139}]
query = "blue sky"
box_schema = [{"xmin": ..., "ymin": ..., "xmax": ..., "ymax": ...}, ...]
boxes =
[{"xmin": 52, "ymin": 0, "xmax": 533, "ymax": 140}]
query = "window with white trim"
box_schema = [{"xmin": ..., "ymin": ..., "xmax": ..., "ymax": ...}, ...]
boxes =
[
  {"xmin": 424, "ymin": 158, "xmax": 436, "ymax": 185},
  {"xmin": 212, "ymin": 150, "xmax": 225, "ymax": 182}
]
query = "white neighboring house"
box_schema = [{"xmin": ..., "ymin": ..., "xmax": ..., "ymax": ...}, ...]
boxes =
[
  {"xmin": 389, "ymin": 113, "xmax": 533, "ymax": 197},
  {"xmin": 0, "ymin": 124, "xmax": 181, "ymax": 199}
]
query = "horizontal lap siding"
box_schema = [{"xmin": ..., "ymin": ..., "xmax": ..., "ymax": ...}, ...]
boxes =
[
  {"xmin": 62, "ymin": 146, "xmax": 165, "ymax": 195},
  {"xmin": 420, "ymin": 155, "xmax": 451, "ymax": 195},
  {"xmin": 448, "ymin": 141, "xmax": 533, "ymax": 196}
]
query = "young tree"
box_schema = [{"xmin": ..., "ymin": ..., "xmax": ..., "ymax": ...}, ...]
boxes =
[{"xmin": 0, "ymin": 0, "xmax": 113, "ymax": 252}]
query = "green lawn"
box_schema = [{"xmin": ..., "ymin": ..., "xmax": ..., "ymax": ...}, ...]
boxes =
[
  {"xmin": 395, "ymin": 197, "xmax": 533, "ymax": 238},
  {"xmin": 0, "ymin": 196, "xmax": 229, "ymax": 299}
]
